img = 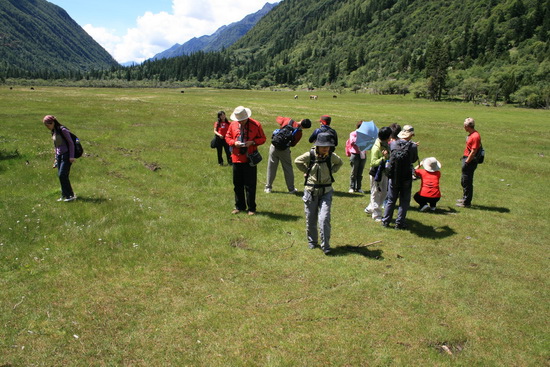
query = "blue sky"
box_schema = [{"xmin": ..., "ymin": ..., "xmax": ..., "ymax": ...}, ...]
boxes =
[{"xmin": 48, "ymin": 0, "xmax": 279, "ymax": 64}]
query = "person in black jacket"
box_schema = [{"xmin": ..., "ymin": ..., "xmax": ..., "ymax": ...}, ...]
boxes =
[{"xmin": 308, "ymin": 115, "xmax": 338, "ymax": 152}]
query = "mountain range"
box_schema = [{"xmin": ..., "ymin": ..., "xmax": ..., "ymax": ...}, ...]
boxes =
[
  {"xmin": 1, "ymin": 0, "xmax": 549, "ymax": 108},
  {"xmin": 0, "ymin": 0, "xmax": 118, "ymax": 75},
  {"xmin": 150, "ymin": 2, "xmax": 277, "ymax": 61}
]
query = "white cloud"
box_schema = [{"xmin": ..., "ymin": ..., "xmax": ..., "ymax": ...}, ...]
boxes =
[{"xmin": 84, "ymin": 0, "xmax": 278, "ymax": 64}]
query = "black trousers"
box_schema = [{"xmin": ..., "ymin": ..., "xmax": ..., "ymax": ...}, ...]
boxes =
[
  {"xmin": 461, "ymin": 157, "xmax": 478, "ymax": 205},
  {"xmin": 233, "ymin": 163, "xmax": 257, "ymax": 212},
  {"xmin": 413, "ymin": 192, "xmax": 440, "ymax": 208},
  {"xmin": 216, "ymin": 140, "xmax": 231, "ymax": 165}
]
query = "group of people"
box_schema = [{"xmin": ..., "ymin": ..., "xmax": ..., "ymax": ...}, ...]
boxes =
[
  {"xmin": 42, "ymin": 107, "xmax": 481, "ymax": 256},
  {"xmin": 213, "ymin": 106, "xmax": 482, "ymax": 254}
]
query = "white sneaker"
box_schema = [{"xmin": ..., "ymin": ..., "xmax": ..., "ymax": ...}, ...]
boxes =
[
  {"xmin": 288, "ymin": 188, "xmax": 298, "ymax": 194},
  {"xmin": 348, "ymin": 189, "xmax": 354, "ymax": 193},
  {"xmin": 364, "ymin": 207, "xmax": 373, "ymax": 214},
  {"xmin": 64, "ymin": 196, "xmax": 77, "ymax": 202},
  {"xmin": 420, "ymin": 204, "xmax": 430, "ymax": 212},
  {"xmin": 374, "ymin": 218, "xmax": 383, "ymax": 222},
  {"xmin": 264, "ymin": 188, "xmax": 272, "ymax": 193},
  {"xmin": 57, "ymin": 197, "xmax": 64, "ymax": 202}
]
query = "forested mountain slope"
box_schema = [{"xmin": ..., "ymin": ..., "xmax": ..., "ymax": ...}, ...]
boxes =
[
  {"xmin": 2, "ymin": 0, "xmax": 549, "ymax": 107},
  {"xmin": 0, "ymin": 0, "xmax": 119, "ymax": 78}
]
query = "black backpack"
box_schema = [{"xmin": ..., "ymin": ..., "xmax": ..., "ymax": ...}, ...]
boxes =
[
  {"xmin": 59, "ymin": 126, "xmax": 84, "ymax": 158},
  {"xmin": 475, "ymin": 145, "xmax": 485, "ymax": 164},
  {"xmin": 272, "ymin": 124, "xmax": 298, "ymax": 150},
  {"xmin": 387, "ymin": 140, "xmax": 412, "ymax": 183}
]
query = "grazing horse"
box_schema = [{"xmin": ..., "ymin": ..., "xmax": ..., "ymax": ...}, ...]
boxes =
[{"xmin": 309, "ymin": 95, "xmax": 318, "ymax": 100}]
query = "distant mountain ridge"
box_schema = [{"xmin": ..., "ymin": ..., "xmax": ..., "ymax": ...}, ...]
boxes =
[
  {"xmin": 150, "ymin": 2, "xmax": 277, "ymax": 61},
  {"xmin": 0, "ymin": 0, "xmax": 119, "ymax": 75}
]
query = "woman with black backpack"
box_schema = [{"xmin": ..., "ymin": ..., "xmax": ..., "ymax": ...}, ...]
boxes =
[{"xmin": 43, "ymin": 115, "xmax": 76, "ymax": 202}]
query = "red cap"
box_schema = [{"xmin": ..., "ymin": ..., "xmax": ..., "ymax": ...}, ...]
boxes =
[{"xmin": 319, "ymin": 115, "xmax": 331, "ymax": 125}]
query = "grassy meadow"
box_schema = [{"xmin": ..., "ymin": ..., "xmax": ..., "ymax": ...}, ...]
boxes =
[{"xmin": 1, "ymin": 86, "xmax": 549, "ymax": 366}]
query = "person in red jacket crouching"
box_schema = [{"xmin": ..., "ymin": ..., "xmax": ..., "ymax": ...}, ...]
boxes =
[
  {"xmin": 225, "ymin": 106, "xmax": 266, "ymax": 215},
  {"xmin": 413, "ymin": 157, "xmax": 442, "ymax": 212}
]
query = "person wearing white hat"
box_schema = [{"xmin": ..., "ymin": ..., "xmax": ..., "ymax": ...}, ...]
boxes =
[
  {"xmin": 413, "ymin": 157, "xmax": 442, "ymax": 212},
  {"xmin": 225, "ymin": 106, "xmax": 266, "ymax": 215}
]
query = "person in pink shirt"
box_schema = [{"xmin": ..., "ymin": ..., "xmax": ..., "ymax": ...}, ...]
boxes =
[{"xmin": 345, "ymin": 121, "xmax": 367, "ymax": 193}]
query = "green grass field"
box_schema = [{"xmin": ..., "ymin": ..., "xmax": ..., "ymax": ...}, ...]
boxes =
[{"xmin": 1, "ymin": 86, "xmax": 549, "ymax": 366}]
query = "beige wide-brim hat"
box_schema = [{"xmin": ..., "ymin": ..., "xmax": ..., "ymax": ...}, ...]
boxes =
[
  {"xmin": 230, "ymin": 106, "xmax": 252, "ymax": 121},
  {"xmin": 397, "ymin": 124, "xmax": 415, "ymax": 139},
  {"xmin": 422, "ymin": 157, "xmax": 441, "ymax": 172}
]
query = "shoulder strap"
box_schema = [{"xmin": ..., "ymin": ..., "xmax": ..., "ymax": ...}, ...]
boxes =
[{"xmin": 304, "ymin": 150, "xmax": 334, "ymax": 186}]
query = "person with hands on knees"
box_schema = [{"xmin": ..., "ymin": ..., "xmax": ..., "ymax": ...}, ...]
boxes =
[{"xmin": 294, "ymin": 132, "xmax": 343, "ymax": 255}]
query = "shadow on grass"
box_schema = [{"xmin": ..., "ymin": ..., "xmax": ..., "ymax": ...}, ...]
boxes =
[
  {"xmin": 77, "ymin": 196, "xmax": 109, "ymax": 204},
  {"xmin": 333, "ymin": 190, "xmax": 370, "ymax": 198},
  {"xmin": 0, "ymin": 149, "xmax": 20, "ymax": 161},
  {"xmin": 406, "ymin": 219, "xmax": 456, "ymax": 239},
  {"xmin": 331, "ymin": 245, "xmax": 384, "ymax": 259},
  {"xmin": 470, "ymin": 204, "xmax": 510, "ymax": 213},
  {"xmin": 259, "ymin": 211, "xmax": 302, "ymax": 222}
]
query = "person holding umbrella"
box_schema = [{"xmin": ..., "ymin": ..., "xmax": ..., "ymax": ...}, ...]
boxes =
[{"xmin": 345, "ymin": 121, "xmax": 368, "ymax": 193}]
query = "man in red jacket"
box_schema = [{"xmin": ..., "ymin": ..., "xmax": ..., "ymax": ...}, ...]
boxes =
[{"xmin": 225, "ymin": 106, "xmax": 266, "ymax": 215}]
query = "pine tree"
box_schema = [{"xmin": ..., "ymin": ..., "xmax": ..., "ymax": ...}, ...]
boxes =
[{"xmin": 425, "ymin": 38, "xmax": 450, "ymax": 101}]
